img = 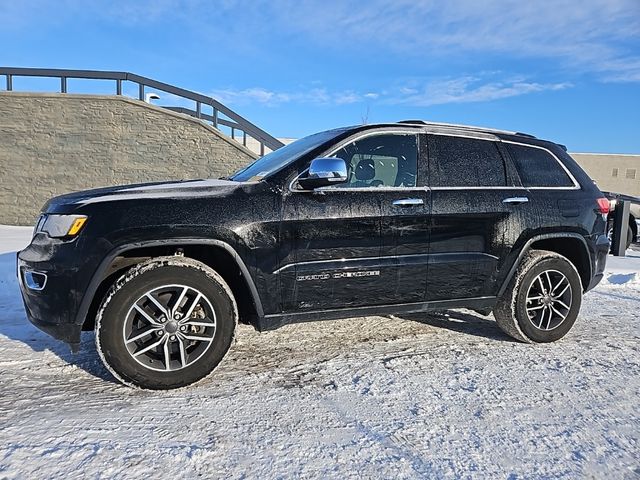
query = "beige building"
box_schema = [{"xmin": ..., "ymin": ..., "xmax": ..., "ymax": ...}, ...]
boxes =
[{"xmin": 571, "ymin": 153, "xmax": 640, "ymax": 197}]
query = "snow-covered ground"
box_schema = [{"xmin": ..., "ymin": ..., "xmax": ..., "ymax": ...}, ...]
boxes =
[{"xmin": 1, "ymin": 227, "xmax": 639, "ymax": 479}]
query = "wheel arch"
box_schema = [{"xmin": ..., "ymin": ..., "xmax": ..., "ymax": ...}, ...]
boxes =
[
  {"xmin": 498, "ymin": 233, "xmax": 592, "ymax": 296},
  {"xmin": 77, "ymin": 239, "xmax": 264, "ymax": 331}
]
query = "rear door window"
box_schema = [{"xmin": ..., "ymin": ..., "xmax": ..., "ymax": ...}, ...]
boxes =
[
  {"xmin": 428, "ymin": 135, "xmax": 506, "ymax": 187},
  {"xmin": 506, "ymin": 143, "xmax": 575, "ymax": 187}
]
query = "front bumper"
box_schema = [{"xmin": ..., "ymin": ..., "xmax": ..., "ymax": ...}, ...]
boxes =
[
  {"xmin": 21, "ymin": 307, "xmax": 82, "ymax": 345},
  {"xmin": 17, "ymin": 234, "xmax": 89, "ymax": 346}
]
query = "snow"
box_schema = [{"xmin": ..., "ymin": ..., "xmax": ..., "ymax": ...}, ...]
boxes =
[
  {"xmin": 1, "ymin": 226, "xmax": 639, "ymax": 479},
  {"xmin": 0, "ymin": 226, "xmax": 32, "ymax": 254}
]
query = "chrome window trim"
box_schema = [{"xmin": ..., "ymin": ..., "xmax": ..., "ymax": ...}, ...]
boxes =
[
  {"xmin": 425, "ymin": 134, "xmax": 580, "ymax": 191},
  {"xmin": 288, "ymin": 129, "xmax": 421, "ymax": 193},
  {"xmin": 527, "ymin": 186, "xmax": 581, "ymax": 190},
  {"xmin": 315, "ymin": 186, "xmax": 429, "ymax": 193},
  {"xmin": 430, "ymin": 186, "xmax": 524, "ymax": 191},
  {"xmin": 501, "ymin": 140, "xmax": 581, "ymax": 190},
  {"xmin": 324, "ymin": 128, "xmax": 421, "ymax": 157},
  {"xmin": 288, "ymin": 168, "xmax": 308, "ymax": 192},
  {"xmin": 425, "ymin": 128, "xmax": 499, "ymax": 141},
  {"xmin": 287, "ymin": 128, "xmax": 581, "ymax": 192},
  {"xmin": 429, "ymin": 186, "xmax": 580, "ymax": 191}
]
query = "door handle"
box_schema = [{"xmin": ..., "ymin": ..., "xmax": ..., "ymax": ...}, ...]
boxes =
[
  {"xmin": 502, "ymin": 196, "xmax": 529, "ymax": 205},
  {"xmin": 393, "ymin": 198, "xmax": 424, "ymax": 207}
]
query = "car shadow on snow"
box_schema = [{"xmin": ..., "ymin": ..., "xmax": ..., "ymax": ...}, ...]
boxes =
[
  {"xmin": 0, "ymin": 251, "xmax": 118, "ymax": 385},
  {"xmin": 397, "ymin": 310, "xmax": 517, "ymax": 343}
]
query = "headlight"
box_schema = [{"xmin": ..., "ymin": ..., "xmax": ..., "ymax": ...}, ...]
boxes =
[{"xmin": 36, "ymin": 214, "xmax": 88, "ymax": 238}]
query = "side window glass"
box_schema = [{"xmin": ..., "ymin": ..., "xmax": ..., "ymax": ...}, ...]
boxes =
[
  {"xmin": 428, "ymin": 135, "xmax": 506, "ymax": 187},
  {"xmin": 506, "ymin": 143, "xmax": 574, "ymax": 187},
  {"xmin": 330, "ymin": 134, "xmax": 417, "ymax": 188}
]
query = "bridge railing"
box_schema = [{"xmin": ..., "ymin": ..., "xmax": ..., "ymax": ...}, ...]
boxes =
[{"xmin": 0, "ymin": 67, "xmax": 284, "ymax": 155}]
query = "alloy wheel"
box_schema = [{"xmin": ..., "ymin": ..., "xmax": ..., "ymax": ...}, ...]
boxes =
[
  {"xmin": 525, "ymin": 269, "xmax": 573, "ymax": 331},
  {"xmin": 121, "ymin": 284, "xmax": 217, "ymax": 372}
]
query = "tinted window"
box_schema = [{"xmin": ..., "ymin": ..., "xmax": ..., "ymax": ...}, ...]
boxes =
[
  {"xmin": 428, "ymin": 135, "xmax": 506, "ymax": 187},
  {"xmin": 330, "ymin": 133, "xmax": 417, "ymax": 188},
  {"xmin": 506, "ymin": 143, "xmax": 574, "ymax": 187}
]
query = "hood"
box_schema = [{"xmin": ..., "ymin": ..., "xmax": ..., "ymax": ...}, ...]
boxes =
[{"xmin": 43, "ymin": 178, "xmax": 242, "ymax": 212}]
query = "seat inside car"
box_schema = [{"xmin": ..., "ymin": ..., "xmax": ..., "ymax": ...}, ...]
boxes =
[
  {"xmin": 394, "ymin": 155, "xmax": 415, "ymax": 187},
  {"xmin": 352, "ymin": 157, "xmax": 380, "ymax": 187}
]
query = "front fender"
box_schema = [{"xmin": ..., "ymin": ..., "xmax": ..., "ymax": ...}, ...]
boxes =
[{"xmin": 74, "ymin": 237, "xmax": 264, "ymax": 328}]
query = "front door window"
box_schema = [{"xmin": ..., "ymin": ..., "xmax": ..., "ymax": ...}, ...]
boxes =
[{"xmin": 329, "ymin": 133, "xmax": 418, "ymax": 188}]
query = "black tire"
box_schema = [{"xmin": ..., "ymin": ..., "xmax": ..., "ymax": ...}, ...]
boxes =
[
  {"xmin": 494, "ymin": 250, "xmax": 582, "ymax": 343},
  {"xmin": 95, "ymin": 256, "xmax": 237, "ymax": 389}
]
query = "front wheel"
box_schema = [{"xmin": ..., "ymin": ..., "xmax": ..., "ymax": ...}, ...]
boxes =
[
  {"xmin": 494, "ymin": 250, "xmax": 582, "ymax": 343},
  {"xmin": 95, "ymin": 257, "xmax": 237, "ymax": 389}
]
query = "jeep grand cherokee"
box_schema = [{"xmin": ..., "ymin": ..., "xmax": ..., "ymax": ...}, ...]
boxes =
[{"xmin": 18, "ymin": 121, "xmax": 610, "ymax": 389}]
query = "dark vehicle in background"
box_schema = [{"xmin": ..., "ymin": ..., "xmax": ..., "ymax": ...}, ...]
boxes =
[{"xmin": 18, "ymin": 121, "xmax": 610, "ymax": 389}]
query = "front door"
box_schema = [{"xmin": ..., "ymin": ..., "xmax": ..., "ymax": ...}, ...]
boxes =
[{"xmin": 280, "ymin": 130, "xmax": 427, "ymax": 311}]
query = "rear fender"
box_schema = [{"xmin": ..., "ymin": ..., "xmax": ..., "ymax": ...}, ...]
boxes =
[{"xmin": 497, "ymin": 233, "xmax": 592, "ymax": 296}]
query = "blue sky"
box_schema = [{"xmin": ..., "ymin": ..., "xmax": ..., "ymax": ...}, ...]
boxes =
[{"xmin": 1, "ymin": 0, "xmax": 639, "ymax": 152}]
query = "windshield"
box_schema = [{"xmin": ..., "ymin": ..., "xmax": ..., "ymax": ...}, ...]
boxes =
[{"xmin": 230, "ymin": 129, "xmax": 346, "ymax": 182}]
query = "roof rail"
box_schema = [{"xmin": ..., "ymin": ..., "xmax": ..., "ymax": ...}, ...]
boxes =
[
  {"xmin": 0, "ymin": 67, "xmax": 284, "ymax": 155},
  {"xmin": 397, "ymin": 120, "xmax": 537, "ymax": 139},
  {"xmin": 514, "ymin": 132, "xmax": 537, "ymax": 139}
]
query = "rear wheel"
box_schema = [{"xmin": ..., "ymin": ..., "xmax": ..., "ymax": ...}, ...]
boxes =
[
  {"xmin": 494, "ymin": 250, "xmax": 582, "ymax": 343},
  {"xmin": 95, "ymin": 256, "xmax": 237, "ymax": 389}
]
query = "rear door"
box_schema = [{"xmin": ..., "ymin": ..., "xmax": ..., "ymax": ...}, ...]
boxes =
[
  {"xmin": 501, "ymin": 139, "xmax": 583, "ymax": 240},
  {"xmin": 426, "ymin": 132, "xmax": 526, "ymax": 301}
]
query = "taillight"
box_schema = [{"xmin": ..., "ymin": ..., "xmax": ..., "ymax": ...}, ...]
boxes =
[{"xmin": 596, "ymin": 197, "xmax": 610, "ymax": 214}]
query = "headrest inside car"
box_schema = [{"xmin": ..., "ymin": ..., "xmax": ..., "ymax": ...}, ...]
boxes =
[{"xmin": 355, "ymin": 157, "xmax": 375, "ymax": 180}]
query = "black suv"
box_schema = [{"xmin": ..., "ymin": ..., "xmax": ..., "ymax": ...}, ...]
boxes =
[{"xmin": 18, "ymin": 121, "xmax": 610, "ymax": 389}]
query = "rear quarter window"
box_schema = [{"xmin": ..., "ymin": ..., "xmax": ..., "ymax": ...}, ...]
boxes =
[{"xmin": 506, "ymin": 143, "xmax": 575, "ymax": 188}]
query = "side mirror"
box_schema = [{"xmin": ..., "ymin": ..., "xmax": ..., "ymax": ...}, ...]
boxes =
[{"xmin": 298, "ymin": 157, "xmax": 348, "ymax": 190}]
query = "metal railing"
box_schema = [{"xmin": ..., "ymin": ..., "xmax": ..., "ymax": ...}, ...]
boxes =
[
  {"xmin": 0, "ymin": 67, "xmax": 284, "ymax": 155},
  {"xmin": 165, "ymin": 107, "xmax": 259, "ymax": 151}
]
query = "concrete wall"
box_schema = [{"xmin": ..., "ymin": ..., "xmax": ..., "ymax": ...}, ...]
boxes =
[
  {"xmin": 571, "ymin": 153, "xmax": 640, "ymax": 197},
  {"xmin": 0, "ymin": 92, "xmax": 258, "ymax": 225}
]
